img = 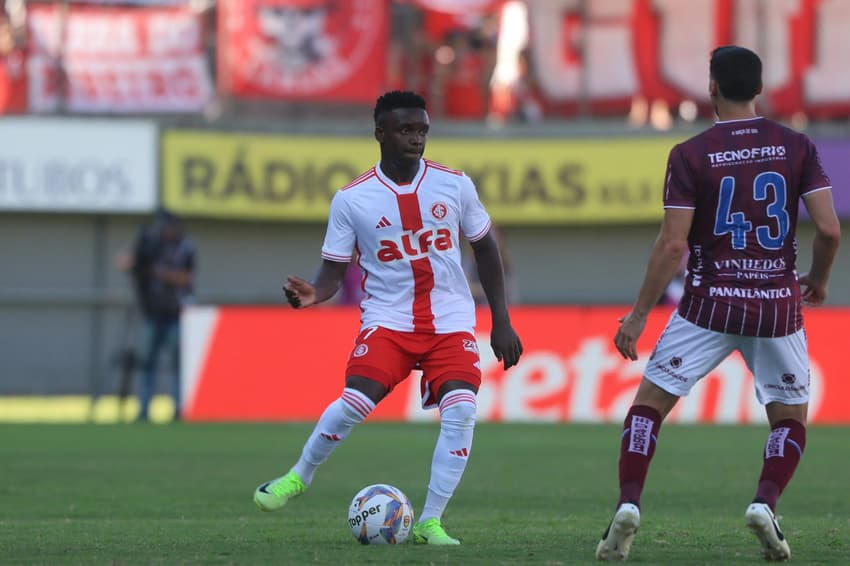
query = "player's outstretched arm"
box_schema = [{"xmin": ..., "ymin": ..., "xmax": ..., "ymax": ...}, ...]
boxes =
[
  {"xmin": 469, "ymin": 229, "xmax": 523, "ymax": 369},
  {"xmin": 800, "ymin": 189, "xmax": 841, "ymax": 306},
  {"xmin": 283, "ymin": 259, "xmax": 349, "ymax": 309},
  {"xmin": 615, "ymin": 208, "xmax": 692, "ymax": 361}
]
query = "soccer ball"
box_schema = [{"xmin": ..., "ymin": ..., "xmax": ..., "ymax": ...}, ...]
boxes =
[{"xmin": 347, "ymin": 484, "xmax": 415, "ymax": 545}]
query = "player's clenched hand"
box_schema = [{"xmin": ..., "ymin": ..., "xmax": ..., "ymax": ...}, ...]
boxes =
[
  {"xmin": 490, "ymin": 322, "xmax": 523, "ymax": 370},
  {"xmin": 799, "ymin": 272, "xmax": 827, "ymax": 306},
  {"xmin": 614, "ymin": 311, "xmax": 647, "ymax": 361},
  {"xmin": 283, "ymin": 276, "xmax": 318, "ymax": 309}
]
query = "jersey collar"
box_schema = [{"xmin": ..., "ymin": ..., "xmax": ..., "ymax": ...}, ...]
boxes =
[
  {"xmin": 714, "ymin": 116, "xmax": 764, "ymax": 125},
  {"xmin": 374, "ymin": 159, "xmax": 426, "ymax": 195}
]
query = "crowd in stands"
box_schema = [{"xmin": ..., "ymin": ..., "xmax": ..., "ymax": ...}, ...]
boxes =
[{"xmin": 2, "ymin": 1, "xmax": 848, "ymax": 127}]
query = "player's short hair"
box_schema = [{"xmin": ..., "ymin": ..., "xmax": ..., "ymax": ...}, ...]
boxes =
[
  {"xmin": 710, "ymin": 46, "xmax": 762, "ymax": 102},
  {"xmin": 373, "ymin": 91, "xmax": 427, "ymax": 124}
]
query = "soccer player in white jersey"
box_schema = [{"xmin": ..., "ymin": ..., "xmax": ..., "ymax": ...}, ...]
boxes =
[
  {"xmin": 595, "ymin": 46, "xmax": 840, "ymax": 562},
  {"xmin": 253, "ymin": 91, "xmax": 523, "ymax": 545}
]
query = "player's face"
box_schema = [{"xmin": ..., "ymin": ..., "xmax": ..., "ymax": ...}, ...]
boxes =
[{"xmin": 376, "ymin": 108, "xmax": 429, "ymax": 164}]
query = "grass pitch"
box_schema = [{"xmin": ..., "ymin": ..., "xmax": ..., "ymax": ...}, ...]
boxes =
[{"xmin": 1, "ymin": 423, "xmax": 848, "ymax": 565}]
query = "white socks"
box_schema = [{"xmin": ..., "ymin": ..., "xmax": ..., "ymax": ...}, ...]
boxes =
[
  {"xmin": 292, "ymin": 388, "xmax": 374, "ymax": 484},
  {"xmin": 419, "ymin": 390, "xmax": 477, "ymax": 522}
]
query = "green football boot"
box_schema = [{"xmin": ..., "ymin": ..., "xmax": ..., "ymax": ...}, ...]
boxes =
[
  {"xmin": 412, "ymin": 518, "xmax": 461, "ymax": 545},
  {"xmin": 253, "ymin": 471, "xmax": 306, "ymax": 512}
]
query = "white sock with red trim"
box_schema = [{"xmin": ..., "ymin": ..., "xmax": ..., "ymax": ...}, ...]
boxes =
[
  {"xmin": 419, "ymin": 389, "xmax": 477, "ymax": 522},
  {"xmin": 291, "ymin": 387, "xmax": 374, "ymax": 485}
]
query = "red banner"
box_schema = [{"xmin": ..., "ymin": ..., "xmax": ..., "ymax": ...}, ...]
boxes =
[
  {"xmin": 217, "ymin": 0, "xmax": 387, "ymax": 103},
  {"xmin": 182, "ymin": 306, "xmax": 850, "ymax": 424},
  {"xmin": 26, "ymin": 5, "xmax": 212, "ymax": 113},
  {"xmin": 528, "ymin": 0, "xmax": 850, "ymax": 119},
  {"xmin": 0, "ymin": 50, "xmax": 27, "ymax": 114}
]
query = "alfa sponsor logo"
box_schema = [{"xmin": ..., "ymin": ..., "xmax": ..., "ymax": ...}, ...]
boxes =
[{"xmin": 377, "ymin": 228, "xmax": 452, "ymax": 262}]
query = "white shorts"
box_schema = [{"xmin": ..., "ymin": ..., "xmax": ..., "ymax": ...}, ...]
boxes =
[{"xmin": 644, "ymin": 313, "xmax": 810, "ymax": 405}]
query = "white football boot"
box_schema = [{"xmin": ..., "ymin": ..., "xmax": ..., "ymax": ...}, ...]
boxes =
[
  {"xmin": 596, "ymin": 503, "xmax": 641, "ymax": 561},
  {"xmin": 745, "ymin": 502, "xmax": 791, "ymax": 561}
]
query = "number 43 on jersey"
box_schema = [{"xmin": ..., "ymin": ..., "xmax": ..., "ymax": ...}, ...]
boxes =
[{"xmin": 714, "ymin": 172, "xmax": 790, "ymax": 251}]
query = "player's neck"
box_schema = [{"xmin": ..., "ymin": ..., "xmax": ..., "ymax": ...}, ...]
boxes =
[
  {"xmin": 714, "ymin": 100, "xmax": 759, "ymax": 122},
  {"xmin": 379, "ymin": 158, "xmax": 420, "ymax": 185}
]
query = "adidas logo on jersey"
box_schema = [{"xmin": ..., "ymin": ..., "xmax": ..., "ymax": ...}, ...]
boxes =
[
  {"xmin": 449, "ymin": 448, "xmax": 469, "ymax": 457},
  {"xmin": 375, "ymin": 216, "xmax": 392, "ymax": 229}
]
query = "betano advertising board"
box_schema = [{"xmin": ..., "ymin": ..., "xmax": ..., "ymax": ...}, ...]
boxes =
[
  {"xmin": 181, "ymin": 306, "xmax": 850, "ymax": 424},
  {"xmin": 162, "ymin": 130, "xmax": 850, "ymax": 224}
]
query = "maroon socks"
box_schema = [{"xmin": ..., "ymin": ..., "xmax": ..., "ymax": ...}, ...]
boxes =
[
  {"xmin": 618, "ymin": 405, "xmax": 662, "ymax": 508},
  {"xmin": 754, "ymin": 418, "xmax": 806, "ymax": 511}
]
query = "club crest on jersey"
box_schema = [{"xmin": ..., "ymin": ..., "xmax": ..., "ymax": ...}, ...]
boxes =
[
  {"xmin": 377, "ymin": 227, "xmax": 452, "ymax": 262},
  {"xmin": 431, "ymin": 202, "xmax": 448, "ymax": 220}
]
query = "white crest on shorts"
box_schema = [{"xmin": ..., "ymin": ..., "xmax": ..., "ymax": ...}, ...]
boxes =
[{"xmin": 353, "ymin": 344, "xmax": 368, "ymax": 357}]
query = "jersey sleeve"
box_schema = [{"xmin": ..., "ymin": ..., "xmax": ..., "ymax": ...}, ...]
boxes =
[
  {"xmin": 800, "ymin": 136, "xmax": 832, "ymax": 196},
  {"xmin": 458, "ymin": 174, "xmax": 491, "ymax": 242},
  {"xmin": 663, "ymin": 144, "xmax": 697, "ymax": 209},
  {"xmin": 321, "ymin": 191, "xmax": 356, "ymax": 262}
]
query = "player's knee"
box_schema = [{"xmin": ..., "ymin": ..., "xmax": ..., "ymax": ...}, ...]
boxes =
[{"xmin": 439, "ymin": 393, "xmax": 477, "ymax": 431}]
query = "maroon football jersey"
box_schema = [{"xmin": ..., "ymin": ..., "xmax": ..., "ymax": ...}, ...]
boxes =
[{"xmin": 664, "ymin": 117, "xmax": 832, "ymax": 337}]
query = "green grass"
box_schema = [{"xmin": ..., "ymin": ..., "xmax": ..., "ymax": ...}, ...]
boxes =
[{"xmin": 1, "ymin": 423, "xmax": 848, "ymax": 565}]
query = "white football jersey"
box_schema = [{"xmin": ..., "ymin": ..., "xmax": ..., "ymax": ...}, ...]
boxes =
[{"xmin": 321, "ymin": 159, "xmax": 492, "ymax": 334}]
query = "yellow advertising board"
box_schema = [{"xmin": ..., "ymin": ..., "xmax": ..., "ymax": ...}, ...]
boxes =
[{"xmin": 162, "ymin": 130, "xmax": 684, "ymax": 224}]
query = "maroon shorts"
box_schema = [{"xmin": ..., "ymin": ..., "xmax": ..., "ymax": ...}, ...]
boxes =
[{"xmin": 345, "ymin": 326, "xmax": 482, "ymax": 409}]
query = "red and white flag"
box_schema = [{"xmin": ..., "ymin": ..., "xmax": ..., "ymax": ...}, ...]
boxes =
[{"xmin": 217, "ymin": 0, "xmax": 388, "ymax": 103}]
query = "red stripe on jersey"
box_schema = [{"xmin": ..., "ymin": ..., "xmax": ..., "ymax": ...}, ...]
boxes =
[
  {"xmin": 424, "ymin": 159, "xmax": 462, "ymax": 175},
  {"xmin": 322, "ymin": 252, "xmax": 351, "ymax": 262},
  {"xmin": 467, "ymin": 219, "xmax": 491, "ymax": 242},
  {"xmin": 340, "ymin": 169, "xmax": 375, "ymax": 191},
  {"xmin": 396, "ymin": 191, "xmax": 435, "ymax": 332}
]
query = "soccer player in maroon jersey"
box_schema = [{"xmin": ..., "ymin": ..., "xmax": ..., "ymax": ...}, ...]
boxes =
[
  {"xmin": 596, "ymin": 46, "xmax": 841, "ymax": 562},
  {"xmin": 252, "ymin": 91, "xmax": 523, "ymax": 545}
]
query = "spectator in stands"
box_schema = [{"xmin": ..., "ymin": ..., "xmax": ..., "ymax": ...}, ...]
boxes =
[
  {"xmin": 0, "ymin": 9, "xmax": 25, "ymax": 114},
  {"xmin": 387, "ymin": 1, "xmax": 425, "ymax": 92},
  {"xmin": 122, "ymin": 209, "xmax": 196, "ymax": 422},
  {"xmin": 420, "ymin": 1, "xmax": 501, "ymax": 119}
]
